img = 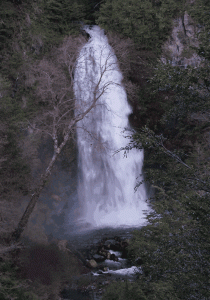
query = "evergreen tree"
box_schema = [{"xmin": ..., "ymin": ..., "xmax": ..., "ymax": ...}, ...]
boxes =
[
  {"xmin": 103, "ymin": 1, "xmax": 210, "ymax": 299},
  {"xmin": 96, "ymin": 0, "xmax": 184, "ymax": 51}
]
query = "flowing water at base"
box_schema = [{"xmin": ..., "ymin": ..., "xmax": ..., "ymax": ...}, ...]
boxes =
[{"xmin": 63, "ymin": 227, "xmax": 142, "ymax": 300}]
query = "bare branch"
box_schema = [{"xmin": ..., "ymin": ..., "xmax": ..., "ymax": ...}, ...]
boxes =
[
  {"xmin": 10, "ymin": 34, "xmax": 121, "ymax": 242},
  {"xmin": 0, "ymin": 243, "xmax": 23, "ymax": 255},
  {"xmin": 160, "ymin": 141, "xmax": 191, "ymax": 169}
]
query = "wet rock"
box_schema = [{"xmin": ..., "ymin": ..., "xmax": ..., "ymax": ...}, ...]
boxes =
[
  {"xmin": 107, "ymin": 252, "xmax": 111, "ymax": 259},
  {"xmin": 125, "ymin": 238, "xmax": 131, "ymax": 244},
  {"xmin": 104, "ymin": 239, "xmax": 116, "ymax": 247},
  {"xmin": 86, "ymin": 259, "xmax": 97, "ymax": 269},
  {"xmin": 80, "ymin": 28, "xmax": 90, "ymax": 39},
  {"xmin": 110, "ymin": 254, "xmax": 118, "ymax": 262},
  {"xmin": 121, "ymin": 249, "xmax": 128, "ymax": 259},
  {"xmin": 98, "ymin": 247, "xmax": 109, "ymax": 258},
  {"xmin": 120, "ymin": 240, "xmax": 128, "ymax": 248},
  {"xmin": 57, "ymin": 239, "xmax": 68, "ymax": 252},
  {"xmin": 135, "ymin": 257, "xmax": 143, "ymax": 265},
  {"xmin": 92, "ymin": 254, "xmax": 105, "ymax": 262},
  {"xmin": 96, "ymin": 237, "xmax": 130, "ymax": 261},
  {"xmin": 104, "ymin": 239, "xmax": 120, "ymax": 251}
]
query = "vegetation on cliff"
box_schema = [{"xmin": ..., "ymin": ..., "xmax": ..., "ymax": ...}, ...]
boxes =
[
  {"xmin": 96, "ymin": 0, "xmax": 183, "ymax": 52},
  {"xmin": 0, "ymin": 0, "xmax": 102, "ymax": 298},
  {"xmin": 101, "ymin": 0, "xmax": 210, "ymax": 299},
  {"xmin": 0, "ymin": 0, "xmax": 209, "ymax": 299}
]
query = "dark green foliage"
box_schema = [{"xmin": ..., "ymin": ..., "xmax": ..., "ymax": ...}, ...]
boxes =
[
  {"xmin": 0, "ymin": 260, "xmax": 39, "ymax": 300},
  {"xmin": 0, "ymin": 124, "xmax": 31, "ymax": 195},
  {"xmin": 42, "ymin": 0, "xmax": 85, "ymax": 35},
  {"xmin": 104, "ymin": 1, "xmax": 210, "ymax": 299},
  {"xmin": 102, "ymin": 281, "xmax": 147, "ymax": 300},
  {"xmin": 0, "ymin": 74, "xmax": 31, "ymax": 195},
  {"xmin": 0, "ymin": 0, "xmax": 209, "ymax": 298},
  {"xmin": 0, "ymin": 2, "xmax": 18, "ymax": 50},
  {"xmin": 96, "ymin": 0, "xmax": 183, "ymax": 51},
  {"xmin": 127, "ymin": 9, "xmax": 210, "ymax": 300},
  {"xmin": 126, "ymin": 220, "xmax": 210, "ymax": 299},
  {"xmin": 43, "ymin": 0, "xmax": 103, "ymax": 31},
  {"xmin": 78, "ymin": 0, "xmax": 104, "ymax": 23},
  {"xmin": 0, "ymin": 0, "xmax": 84, "ymax": 198},
  {"xmin": 123, "ymin": 61, "xmax": 210, "ymax": 299},
  {"xmin": 132, "ymin": 60, "xmax": 210, "ymax": 159}
]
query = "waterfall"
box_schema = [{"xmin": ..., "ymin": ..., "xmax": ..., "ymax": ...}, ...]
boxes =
[{"xmin": 73, "ymin": 26, "xmax": 149, "ymax": 229}]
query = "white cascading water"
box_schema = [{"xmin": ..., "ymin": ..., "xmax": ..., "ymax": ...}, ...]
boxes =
[{"xmin": 74, "ymin": 26, "xmax": 149, "ymax": 229}]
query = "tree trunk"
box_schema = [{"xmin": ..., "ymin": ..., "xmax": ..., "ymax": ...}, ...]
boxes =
[
  {"xmin": 8, "ymin": 44, "xmax": 113, "ymax": 244},
  {"xmin": 10, "ymin": 152, "xmax": 58, "ymax": 242},
  {"xmin": 181, "ymin": 14, "xmax": 187, "ymax": 37}
]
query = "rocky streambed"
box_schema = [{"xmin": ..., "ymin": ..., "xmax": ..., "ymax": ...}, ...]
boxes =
[{"xmin": 60, "ymin": 231, "xmax": 142, "ymax": 300}]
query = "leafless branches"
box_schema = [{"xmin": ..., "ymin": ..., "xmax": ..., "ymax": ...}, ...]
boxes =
[{"xmin": 10, "ymin": 34, "xmax": 121, "ymax": 242}]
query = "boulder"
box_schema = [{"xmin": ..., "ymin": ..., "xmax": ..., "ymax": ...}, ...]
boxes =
[
  {"xmin": 86, "ymin": 259, "xmax": 97, "ymax": 269},
  {"xmin": 92, "ymin": 254, "xmax": 105, "ymax": 263},
  {"xmin": 104, "ymin": 239, "xmax": 116, "ymax": 247},
  {"xmin": 110, "ymin": 253, "xmax": 118, "ymax": 262},
  {"xmin": 98, "ymin": 247, "xmax": 109, "ymax": 258},
  {"xmin": 104, "ymin": 239, "xmax": 120, "ymax": 251},
  {"xmin": 57, "ymin": 239, "xmax": 68, "ymax": 252},
  {"xmin": 135, "ymin": 257, "xmax": 143, "ymax": 265}
]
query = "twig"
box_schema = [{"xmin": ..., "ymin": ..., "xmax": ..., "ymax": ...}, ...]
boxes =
[
  {"xmin": 161, "ymin": 142, "xmax": 191, "ymax": 169},
  {"xmin": 0, "ymin": 243, "xmax": 22, "ymax": 255}
]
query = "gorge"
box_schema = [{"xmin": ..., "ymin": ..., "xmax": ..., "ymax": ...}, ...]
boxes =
[{"xmin": 0, "ymin": 1, "xmax": 209, "ymax": 299}]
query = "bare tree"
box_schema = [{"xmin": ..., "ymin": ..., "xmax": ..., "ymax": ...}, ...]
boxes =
[{"xmin": 9, "ymin": 36, "xmax": 118, "ymax": 242}]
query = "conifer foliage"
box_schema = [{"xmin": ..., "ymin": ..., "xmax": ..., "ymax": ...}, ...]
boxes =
[
  {"xmin": 96, "ymin": 0, "xmax": 182, "ymax": 51},
  {"xmin": 103, "ymin": 0, "xmax": 210, "ymax": 299},
  {"xmin": 0, "ymin": 0, "xmax": 210, "ymax": 298}
]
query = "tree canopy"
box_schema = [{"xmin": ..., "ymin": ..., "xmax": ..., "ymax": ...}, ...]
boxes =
[
  {"xmin": 0, "ymin": 0, "xmax": 210, "ymax": 298},
  {"xmin": 96, "ymin": 0, "xmax": 184, "ymax": 51},
  {"xmin": 102, "ymin": 0, "xmax": 210, "ymax": 299}
]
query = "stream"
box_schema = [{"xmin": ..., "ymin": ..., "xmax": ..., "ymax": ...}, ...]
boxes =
[
  {"xmin": 61, "ymin": 227, "xmax": 143, "ymax": 300},
  {"xmin": 62, "ymin": 25, "xmax": 149, "ymax": 299}
]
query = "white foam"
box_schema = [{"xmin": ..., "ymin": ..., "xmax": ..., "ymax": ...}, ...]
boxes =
[
  {"xmin": 74, "ymin": 25, "xmax": 150, "ymax": 228},
  {"xmin": 107, "ymin": 266, "xmax": 141, "ymax": 276},
  {"xmin": 92, "ymin": 266, "xmax": 142, "ymax": 277}
]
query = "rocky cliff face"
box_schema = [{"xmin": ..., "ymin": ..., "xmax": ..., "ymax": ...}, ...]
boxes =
[{"xmin": 161, "ymin": 11, "xmax": 203, "ymax": 68}]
